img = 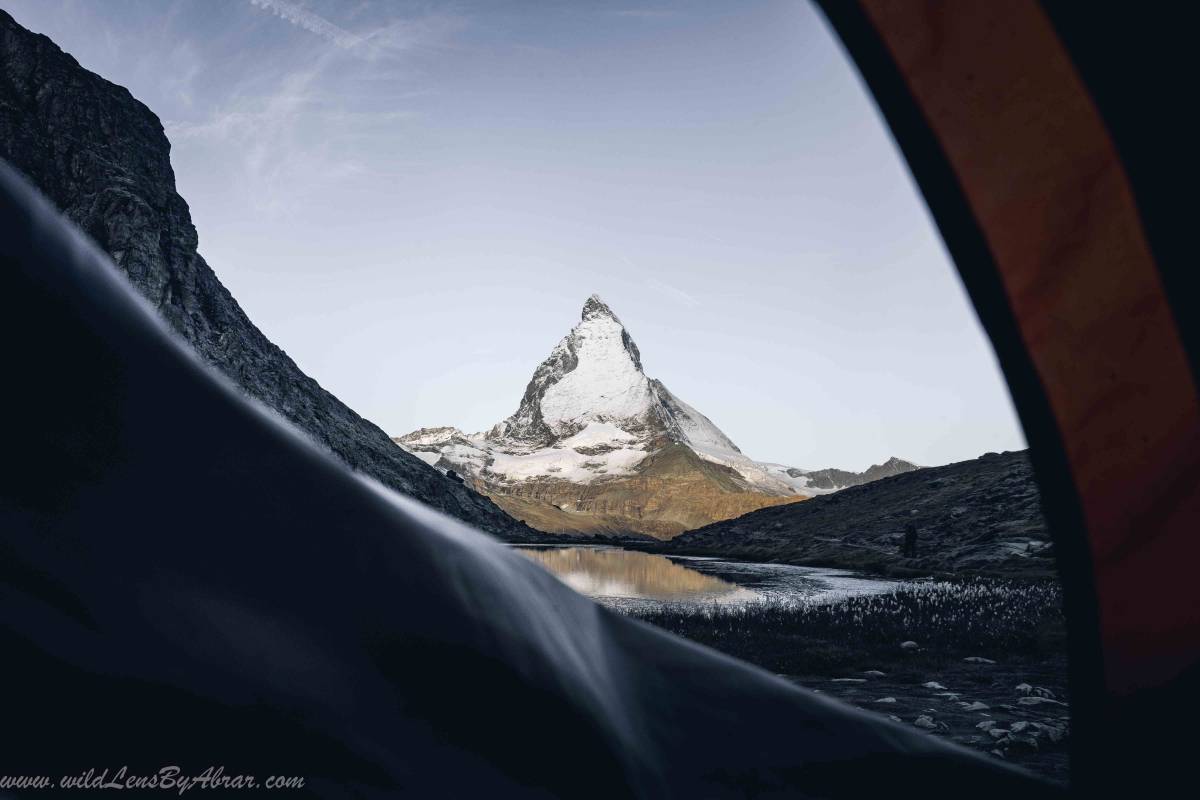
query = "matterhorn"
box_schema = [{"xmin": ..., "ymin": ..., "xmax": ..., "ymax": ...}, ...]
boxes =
[{"xmin": 396, "ymin": 295, "xmax": 915, "ymax": 538}]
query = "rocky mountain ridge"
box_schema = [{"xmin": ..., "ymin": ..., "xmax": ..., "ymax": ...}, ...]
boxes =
[
  {"xmin": 663, "ymin": 450, "xmax": 1054, "ymax": 577},
  {"xmin": 0, "ymin": 9, "xmax": 531, "ymax": 540},
  {"xmin": 801, "ymin": 456, "xmax": 921, "ymax": 492}
]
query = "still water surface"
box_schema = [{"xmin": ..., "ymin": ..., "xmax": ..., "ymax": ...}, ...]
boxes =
[{"xmin": 516, "ymin": 545, "xmax": 897, "ymax": 612}]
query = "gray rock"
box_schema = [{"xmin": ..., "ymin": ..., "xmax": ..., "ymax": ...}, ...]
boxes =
[
  {"xmin": 914, "ymin": 715, "xmax": 937, "ymax": 730},
  {"xmin": 922, "ymin": 681, "xmax": 948, "ymax": 690},
  {"xmin": 988, "ymin": 728, "xmax": 1010, "ymax": 739},
  {"xmin": 964, "ymin": 657, "xmax": 997, "ymax": 664},
  {"xmin": 863, "ymin": 670, "xmax": 887, "ymax": 678},
  {"xmin": 875, "ymin": 697, "xmax": 897, "ymax": 704},
  {"xmin": 1016, "ymin": 696, "xmax": 1066, "ymax": 707},
  {"xmin": 961, "ymin": 701, "xmax": 990, "ymax": 711},
  {"xmin": 900, "ymin": 640, "xmax": 920, "ymax": 651},
  {"xmin": 976, "ymin": 720, "xmax": 997, "ymax": 731},
  {"xmin": 831, "ymin": 678, "xmax": 868, "ymax": 683}
]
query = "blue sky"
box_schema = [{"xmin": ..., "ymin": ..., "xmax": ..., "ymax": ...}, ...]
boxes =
[{"xmin": 3, "ymin": 0, "xmax": 1026, "ymax": 471}]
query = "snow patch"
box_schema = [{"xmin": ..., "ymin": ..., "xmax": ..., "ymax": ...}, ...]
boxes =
[{"xmin": 539, "ymin": 313, "xmax": 654, "ymax": 432}]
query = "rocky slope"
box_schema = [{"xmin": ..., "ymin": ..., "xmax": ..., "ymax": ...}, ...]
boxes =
[
  {"xmin": 397, "ymin": 295, "xmax": 919, "ymax": 538},
  {"xmin": 664, "ymin": 450, "xmax": 1055, "ymax": 577},
  {"xmin": 0, "ymin": 9, "xmax": 530, "ymax": 539}
]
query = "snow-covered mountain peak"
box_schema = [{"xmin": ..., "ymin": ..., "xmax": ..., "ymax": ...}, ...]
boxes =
[
  {"xmin": 538, "ymin": 297, "xmax": 650, "ymax": 431},
  {"xmin": 574, "ymin": 294, "xmax": 641, "ymax": 370},
  {"xmin": 394, "ymin": 296, "xmax": 921, "ymax": 537},
  {"xmin": 460, "ymin": 295, "xmax": 789, "ymax": 491},
  {"xmin": 488, "ymin": 295, "xmax": 651, "ymax": 446}
]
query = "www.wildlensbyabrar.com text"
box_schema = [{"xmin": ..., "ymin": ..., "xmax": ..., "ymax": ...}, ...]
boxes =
[{"xmin": 1, "ymin": 766, "xmax": 305, "ymax": 793}]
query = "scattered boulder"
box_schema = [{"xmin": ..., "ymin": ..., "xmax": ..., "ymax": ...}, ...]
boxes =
[
  {"xmin": 875, "ymin": 697, "xmax": 897, "ymax": 704},
  {"xmin": 862, "ymin": 670, "xmax": 887, "ymax": 678},
  {"xmin": 961, "ymin": 701, "xmax": 990, "ymax": 711},
  {"xmin": 922, "ymin": 681, "xmax": 948, "ymax": 690},
  {"xmin": 831, "ymin": 678, "xmax": 867, "ymax": 683},
  {"xmin": 1044, "ymin": 725, "xmax": 1068, "ymax": 744},
  {"xmin": 988, "ymin": 728, "xmax": 1010, "ymax": 740},
  {"xmin": 1008, "ymin": 734, "xmax": 1040, "ymax": 750},
  {"xmin": 914, "ymin": 715, "xmax": 937, "ymax": 730},
  {"xmin": 964, "ymin": 657, "xmax": 997, "ymax": 664},
  {"xmin": 900, "ymin": 640, "xmax": 919, "ymax": 651},
  {"xmin": 976, "ymin": 721, "xmax": 997, "ymax": 731},
  {"xmin": 1017, "ymin": 696, "xmax": 1067, "ymax": 707}
]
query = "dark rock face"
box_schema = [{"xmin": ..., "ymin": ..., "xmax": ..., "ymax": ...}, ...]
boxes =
[
  {"xmin": 667, "ymin": 450, "xmax": 1056, "ymax": 577},
  {"xmin": 496, "ymin": 334, "xmax": 580, "ymax": 446},
  {"xmin": 0, "ymin": 9, "xmax": 529, "ymax": 539}
]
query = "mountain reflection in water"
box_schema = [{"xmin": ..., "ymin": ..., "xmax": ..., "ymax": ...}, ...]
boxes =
[{"xmin": 518, "ymin": 546, "xmax": 761, "ymax": 605}]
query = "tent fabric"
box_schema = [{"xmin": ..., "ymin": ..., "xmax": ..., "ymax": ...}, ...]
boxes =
[
  {"xmin": 816, "ymin": 0, "xmax": 1200, "ymax": 793},
  {"xmin": 0, "ymin": 162, "xmax": 1055, "ymax": 796},
  {"xmin": 857, "ymin": 0, "xmax": 1200, "ymax": 701}
]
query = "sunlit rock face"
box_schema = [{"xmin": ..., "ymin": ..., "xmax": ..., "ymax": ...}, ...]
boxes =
[{"xmin": 396, "ymin": 296, "xmax": 916, "ymax": 539}]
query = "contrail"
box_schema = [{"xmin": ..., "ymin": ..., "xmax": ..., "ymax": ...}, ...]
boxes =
[{"xmin": 248, "ymin": 0, "xmax": 362, "ymax": 51}]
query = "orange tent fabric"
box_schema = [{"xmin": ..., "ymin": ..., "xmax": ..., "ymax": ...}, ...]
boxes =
[{"xmin": 819, "ymin": 1, "xmax": 1200, "ymax": 792}]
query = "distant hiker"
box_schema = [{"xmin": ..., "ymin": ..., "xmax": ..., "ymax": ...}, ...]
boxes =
[{"xmin": 902, "ymin": 523, "xmax": 919, "ymax": 558}]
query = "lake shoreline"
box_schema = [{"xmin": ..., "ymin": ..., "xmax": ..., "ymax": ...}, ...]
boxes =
[
  {"xmin": 514, "ymin": 543, "xmax": 901, "ymax": 608},
  {"xmin": 509, "ymin": 537, "xmax": 1057, "ymax": 583},
  {"xmin": 512, "ymin": 543, "xmax": 1068, "ymax": 784}
]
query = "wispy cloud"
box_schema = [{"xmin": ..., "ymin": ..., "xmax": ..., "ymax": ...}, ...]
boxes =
[
  {"xmin": 165, "ymin": 51, "xmax": 370, "ymax": 215},
  {"xmin": 248, "ymin": 0, "xmax": 362, "ymax": 50},
  {"xmin": 646, "ymin": 278, "xmax": 700, "ymax": 308},
  {"xmin": 247, "ymin": 0, "xmax": 461, "ymax": 61},
  {"xmin": 161, "ymin": 3, "xmax": 461, "ymax": 216},
  {"xmin": 611, "ymin": 8, "xmax": 677, "ymax": 20}
]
